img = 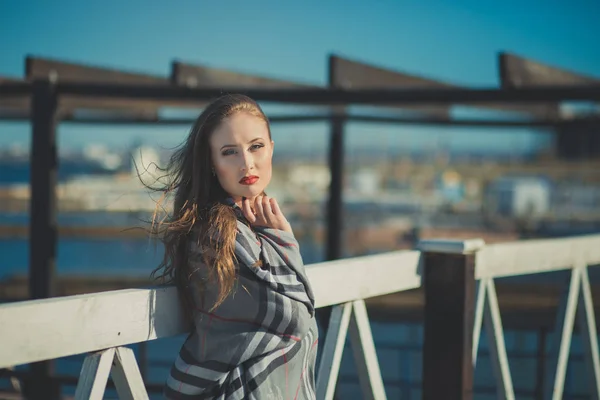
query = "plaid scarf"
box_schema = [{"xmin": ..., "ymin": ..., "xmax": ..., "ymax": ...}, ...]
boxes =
[{"xmin": 164, "ymin": 198, "xmax": 319, "ymax": 399}]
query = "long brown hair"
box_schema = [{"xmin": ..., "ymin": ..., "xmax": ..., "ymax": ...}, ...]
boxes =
[{"xmin": 150, "ymin": 94, "xmax": 271, "ymax": 317}]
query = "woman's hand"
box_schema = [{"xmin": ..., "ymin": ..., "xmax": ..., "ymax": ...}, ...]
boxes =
[{"xmin": 241, "ymin": 195, "xmax": 293, "ymax": 234}]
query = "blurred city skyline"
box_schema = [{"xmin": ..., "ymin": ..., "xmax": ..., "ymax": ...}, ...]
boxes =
[{"xmin": 1, "ymin": 0, "xmax": 599, "ymax": 154}]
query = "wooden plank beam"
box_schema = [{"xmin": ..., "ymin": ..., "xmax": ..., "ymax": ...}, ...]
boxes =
[
  {"xmin": 171, "ymin": 60, "xmax": 315, "ymax": 89},
  {"xmin": 25, "ymin": 56, "xmax": 175, "ymax": 112},
  {"xmin": 500, "ymin": 52, "xmax": 600, "ymax": 159},
  {"xmin": 170, "ymin": 60, "xmax": 317, "ymax": 112},
  {"xmin": 500, "ymin": 52, "xmax": 600, "ymax": 87},
  {"xmin": 499, "ymin": 52, "xmax": 600, "ymax": 121},
  {"xmin": 26, "ymin": 56, "xmax": 166, "ymax": 85},
  {"xmin": 330, "ymin": 55, "xmax": 450, "ymax": 118},
  {"xmin": 331, "ymin": 55, "xmax": 556, "ymax": 118},
  {"xmin": 25, "ymin": 57, "xmax": 319, "ymax": 112}
]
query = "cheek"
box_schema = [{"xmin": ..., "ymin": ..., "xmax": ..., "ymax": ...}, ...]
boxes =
[
  {"xmin": 214, "ymin": 158, "xmax": 236, "ymax": 178},
  {"xmin": 256, "ymin": 149, "xmax": 273, "ymax": 165},
  {"xmin": 257, "ymin": 152, "xmax": 273, "ymax": 183}
]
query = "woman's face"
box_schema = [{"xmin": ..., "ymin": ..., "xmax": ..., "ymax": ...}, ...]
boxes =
[{"xmin": 209, "ymin": 112, "xmax": 274, "ymax": 204}]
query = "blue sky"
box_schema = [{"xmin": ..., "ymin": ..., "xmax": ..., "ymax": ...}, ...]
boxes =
[{"xmin": 1, "ymin": 0, "xmax": 599, "ymax": 155}]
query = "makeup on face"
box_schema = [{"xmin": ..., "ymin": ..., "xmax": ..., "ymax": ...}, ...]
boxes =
[{"xmin": 209, "ymin": 112, "xmax": 274, "ymax": 201}]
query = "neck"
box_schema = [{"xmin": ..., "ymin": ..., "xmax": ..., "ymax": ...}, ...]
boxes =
[{"xmin": 232, "ymin": 196, "xmax": 243, "ymax": 209}]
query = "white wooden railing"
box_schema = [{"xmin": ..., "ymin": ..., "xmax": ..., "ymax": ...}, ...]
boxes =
[
  {"xmin": 1, "ymin": 234, "xmax": 600, "ymax": 399},
  {"xmin": 0, "ymin": 246, "xmax": 422, "ymax": 400},
  {"xmin": 469, "ymin": 233, "xmax": 600, "ymax": 400}
]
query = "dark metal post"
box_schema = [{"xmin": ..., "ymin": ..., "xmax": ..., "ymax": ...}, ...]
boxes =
[
  {"xmin": 24, "ymin": 80, "xmax": 60, "ymax": 400},
  {"xmin": 316, "ymin": 59, "xmax": 345, "ymax": 397},
  {"xmin": 325, "ymin": 115, "xmax": 345, "ymax": 261},
  {"xmin": 325, "ymin": 54, "xmax": 345, "ymax": 262},
  {"xmin": 419, "ymin": 239, "xmax": 482, "ymax": 400}
]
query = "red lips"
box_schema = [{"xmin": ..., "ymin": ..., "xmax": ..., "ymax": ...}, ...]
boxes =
[{"xmin": 239, "ymin": 176, "xmax": 259, "ymax": 185}]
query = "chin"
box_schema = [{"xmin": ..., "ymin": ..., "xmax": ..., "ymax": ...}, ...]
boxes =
[
  {"xmin": 230, "ymin": 184, "xmax": 266, "ymax": 199},
  {"xmin": 242, "ymin": 185, "xmax": 266, "ymax": 198},
  {"xmin": 246, "ymin": 185, "xmax": 266, "ymax": 197}
]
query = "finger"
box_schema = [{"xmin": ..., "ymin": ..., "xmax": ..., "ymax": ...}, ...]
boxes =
[
  {"xmin": 241, "ymin": 197, "xmax": 256, "ymax": 223},
  {"xmin": 269, "ymin": 198, "xmax": 281, "ymax": 216},
  {"xmin": 270, "ymin": 198, "xmax": 292, "ymax": 233},
  {"xmin": 262, "ymin": 196, "xmax": 274, "ymax": 223},
  {"xmin": 254, "ymin": 196, "xmax": 265, "ymax": 222}
]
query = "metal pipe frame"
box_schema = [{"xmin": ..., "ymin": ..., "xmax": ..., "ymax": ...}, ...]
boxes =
[
  {"xmin": 4, "ymin": 82, "xmax": 600, "ymax": 103},
  {"xmin": 3, "ymin": 112, "xmax": 600, "ymax": 128}
]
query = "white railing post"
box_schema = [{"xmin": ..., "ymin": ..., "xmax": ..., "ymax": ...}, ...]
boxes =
[
  {"xmin": 348, "ymin": 299, "xmax": 387, "ymax": 400},
  {"xmin": 111, "ymin": 347, "xmax": 149, "ymax": 400},
  {"xmin": 482, "ymin": 278, "xmax": 515, "ymax": 400},
  {"xmin": 74, "ymin": 348, "xmax": 116, "ymax": 400},
  {"xmin": 316, "ymin": 299, "xmax": 388, "ymax": 400},
  {"xmin": 544, "ymin": 265, "xmax": 582, "ymax": 400},
  {"xmin": 544, "ymin": 263, "xmax": 600, "ymax": 400},
  {"xmin": 472, "ymin": 279, "xmax": 487, "ymax": 366},
  {"xmin": 74, "ymin": 346, "xmax": 149, "ymax": 400},
  {"xmin": 316, "ymin": 302, "xmax": 353, "ymax": 400},
  {"xmin": 577, "ymin": 265, "xmax": 600, "ymax": 400}
]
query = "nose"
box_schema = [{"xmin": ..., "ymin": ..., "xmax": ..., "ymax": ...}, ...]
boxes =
[{"xmin": 240, "ymin": 152, "xmax": 254, "ymax": 171}]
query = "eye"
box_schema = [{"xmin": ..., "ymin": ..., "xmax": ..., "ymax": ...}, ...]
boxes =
[
  {"xmin": 250, "ymin": 143, "xmax": 265, "ymax": 151},
  {"xmin": 222, "ymin": 149, "xmax": 236, "ymax": 156}
]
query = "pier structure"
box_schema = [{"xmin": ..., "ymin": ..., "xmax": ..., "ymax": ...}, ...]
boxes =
[{"xmin": 1, "ymin": 53, "xmax": 600, "ymax": 398}]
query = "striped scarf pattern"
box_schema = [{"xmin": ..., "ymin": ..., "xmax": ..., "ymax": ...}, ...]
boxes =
[{"xmin": 164, "ymin": 200, "xmax": 319, "ymax": 399}]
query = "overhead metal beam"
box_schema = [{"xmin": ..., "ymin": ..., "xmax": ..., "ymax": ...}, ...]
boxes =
[
  {"xmin": 0, "ymin": 76, "xmax": 22, "ymax": 84},
  {"xmin": 3, "ymin": 81, "xmax": 600, "ymax": 110},
  {"xmin": 0, "ymin": 80, "xmax": 31, "ymax": 97},
  {"xmin": 45, "ymin": 82, "xmax": 600, "ymax": 104},
  {"xmin": 2, "ymin": 111, "xmax": 598, "ymax": 128},
  {"xmin": 0, "ymin": 76, "xmax": 29, "ymax": 113}
]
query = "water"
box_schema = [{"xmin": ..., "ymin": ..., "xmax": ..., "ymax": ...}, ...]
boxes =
[
  {"xmin": 0, "ymin": 210, "xmax": 596, "ymax": 399},
  {"xmin": 0, "ymin": 160, "xmax": 113, "ymax": 185}
]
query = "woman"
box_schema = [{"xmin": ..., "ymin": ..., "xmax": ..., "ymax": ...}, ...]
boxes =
[{"xmin": 151, "ymin": 94, "xmax": 319, "ymax": 399}]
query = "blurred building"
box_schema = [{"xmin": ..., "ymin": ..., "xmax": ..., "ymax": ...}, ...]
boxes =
[{"xmin": 484, "ymin": 176, "xmax": 551, "ymax": 218}]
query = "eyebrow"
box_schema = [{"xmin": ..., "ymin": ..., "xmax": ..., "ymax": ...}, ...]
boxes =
[{"xmin": 220, "ymin": 137, "xmax": 263, "ymax": 151}]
